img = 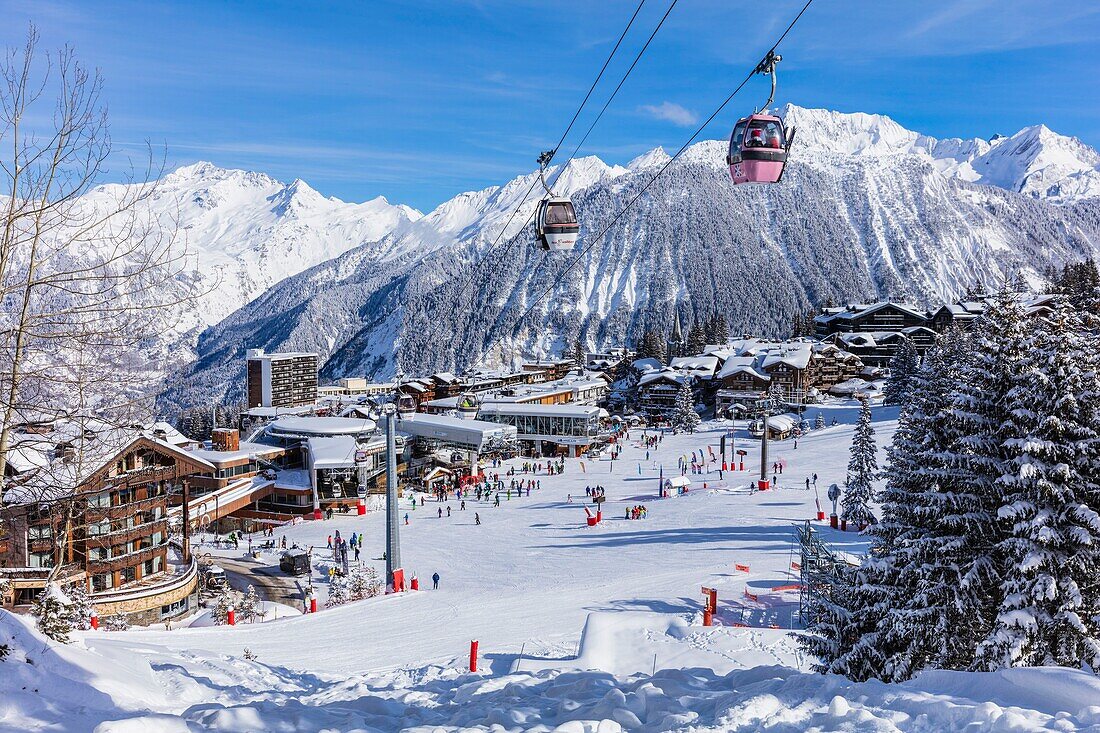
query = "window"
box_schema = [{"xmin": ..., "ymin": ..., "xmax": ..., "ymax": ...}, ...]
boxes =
[
  {"xmin": 28, "ymin": 525, "xmax": 52, "ymax": 541},
  {"xmin": 88, "ymin": 547, "xmax": 109, "ymax": 561},
  {"xmin": 88, "ymin": 491, "xmax": 110, "ymax": 508},
  {"xmin": 160, "ymin": 597, "xmax": 188, "ymax": 618},
  {"xmin": 92, "ymin": 573, "xmax": 114, "ymax": 592},
  {"xmin": 120, "ymin": 566, "xmax": 136, "ymax": 585},
  {"xmin": 28, "ymin": 551, "xmax": 53, "ymax": 568},
  {"xmin": 87, "ymin": 517, "xmax": 111, "ymax": 534},
  {"xmin": 729, "ymin": 121, "xmax": 748, "ymax": 154}
]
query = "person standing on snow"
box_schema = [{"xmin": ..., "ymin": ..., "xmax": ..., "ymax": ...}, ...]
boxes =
[
  {"xmin": 432, "ymin": 572, "xmax": 440, "ymax": 590},
  {"xmin": 475, "ymin": 513, "xmax": 481, "ymax": 525}
]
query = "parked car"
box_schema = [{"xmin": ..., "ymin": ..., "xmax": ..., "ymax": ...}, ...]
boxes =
[
  {"xmin": 203, "ymin": 564, "xmax": 227, "ymax": 590},
  {"xmin": 279, "ymin": 549, "xmax": 310, "ymax": 575}
]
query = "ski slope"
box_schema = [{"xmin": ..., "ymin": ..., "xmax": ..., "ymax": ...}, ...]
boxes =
[{"xmin": 5, "ymin": 404, "xmax": 1100, "ymax": 731}]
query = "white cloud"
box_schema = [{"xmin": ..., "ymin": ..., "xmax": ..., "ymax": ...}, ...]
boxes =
[{"xmin": 639, "ymin": 101, "xmax": 698, "ymax": 127}]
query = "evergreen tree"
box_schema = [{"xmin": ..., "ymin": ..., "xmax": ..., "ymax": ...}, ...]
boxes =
[
  {"xmin": 571, "ymin": 338, "xmax": 585, "ymax": 370},
  {"xmin": 685, "ymin": 321, "xmax": 707, "ymax": 356},
  {"xmin": 326, "ymin": 575, "xmax": 350, "ymax": 607},
  {"xmin": 103, "ymin": 613, "xmax": 130, "ymax": 632},
  {"xmin": 671, "ymin": 379, "xmax": 701, "ymax": 433},
  {"xmin": 807, "ymin": 327, "xmax": 970, "ymax": 681},
  {"xmin": 705, "ymin": 313, "xmax": 730, "ymax": 345},
  {"xmin": 636, "ymin": 330, "xmax": 666, "ymax": 364},
  {"xmin": 814, "ymin": 412, "xmax": 826, "ymax": 430},
  {"xmin": 32, "ymin": 585, "xmax": 72, "ymax": 643},
  {"xmin": 66, "ymin": 582, "xmax": 94, "ymax": 631},
  {"xmin": 238, "ymin": 585, "xmax": 261, "ymax": 623},
  {"xmin": 975, "ymin": 297, "xmax": 1100, "ymax": 670},
  {"xmin": 790, "ymin": 309, "xmax": 817, "ymax": 338},
  {"xmin": 841, "ymin": 398, "xmax": 878, "ymax": 528},
  {"xmin": 349, "ymin": 565, "xmax": 382, "ymax": 600},
  {"xmin": 883, "ymin": 335, "xmax": 919, "ymax": 406},
  {"xmin": 213, "ymin": 588, "xmax": 234, "ymax": 625}
]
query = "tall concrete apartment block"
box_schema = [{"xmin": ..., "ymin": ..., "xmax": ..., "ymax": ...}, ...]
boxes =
[{"xmin": 246, "ymin": 349, "xmax": 319, "ymax": 408}]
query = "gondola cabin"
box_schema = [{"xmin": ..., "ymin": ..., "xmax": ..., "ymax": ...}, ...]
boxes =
[
  {"xmin": 534, "ymin": 196, "xmax": 579, "ymax": 251},
  {"xmin": 726, "ymin": 113, "xmax": 793, "ymax": 185}
]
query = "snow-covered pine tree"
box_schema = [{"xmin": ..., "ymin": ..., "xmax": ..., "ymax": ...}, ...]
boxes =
[
  {"xmin": 686, "ymin": 321, "xmax": 707, "ymax": 356},
  {"xmin": 65, "ymin": 582, "xmax": 94, "ymax": 631},
  {"xmin": 237, "ymin": 585, "xmax": 261, "ymax": 623},
  {"xmin": 974, "ymin": 297, "xmax": 1100, "ymax": 670},
  {"xmin": 814, "ymin": 412, "xmax": 826, "ymax": 430},
  {"xmin": 705, "ymin": 313, "xmax": 730, "ymax": 345},
  {"xmin": 841, "ymin": 398, "xmax": 878, "ymax": 528},
  {"xmin": 814, "ymin": 327, "xmax": 971, "ymax": 681},
  {"xmin": 213, "ymin": 588, "xmax": 234, "ymax": 625},
  {"xmin": 671, "ymin": 379, "xmax": 700, "ymax": 433},
  {"xmin": 883, "ymin": 335, "xmax": 919, "ymax": 406},
  {"xmin": 571, "ymin": 338, "xmax": 585, "ymax": 369},
  {"xmin": 636, "ymin": 330, "xmax": 666, "ymax": 364},
  {"xmin": 326, "ymin": 575, "xmax": 350, "ymax": 607},
  {"xmin": 926, "ymin": 289, "xmax": 1030, "ymax": 671},
  {"xmin": 32, "ymin": 585, "xmax": 72, "ymax": 643},
  {"xmin": 349, "ymin": 565, "xmax": 382, "ymax": 600},
  {"xmin": 867, "ymin": 292, "xmax": 1027, "ymax": 679},
  {"xmin": 103, "ymin": 613, "xmax": 130, "ymax": 632}
]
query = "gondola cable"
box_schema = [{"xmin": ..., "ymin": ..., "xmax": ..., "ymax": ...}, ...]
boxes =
[
  {"xmin": 451, "ymin": 0, "xmax": 651, "ymax": 301},
  {"xmin": 485, "ymin": 0, "xmax": 817, "ymax": 364}
]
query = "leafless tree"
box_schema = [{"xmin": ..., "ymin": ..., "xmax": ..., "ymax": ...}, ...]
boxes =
[{"xmin": 0, "ymin": 27, "xmax": 198, "ymax": 542}]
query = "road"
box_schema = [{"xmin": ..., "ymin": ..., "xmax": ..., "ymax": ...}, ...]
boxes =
[{"xmin": 214, "ymin": 555, "xmax": 310, "ymax": 612}]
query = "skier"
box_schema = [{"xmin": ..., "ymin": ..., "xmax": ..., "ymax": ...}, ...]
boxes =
[
  {"xmin": 460, "ymin": 500, "xmax": 466, "ymax": 511},
  {"xmin": 475, "ymin": 513, "xmax": 481, "ymax": 525},
  {"xmin": 806, "ymin": 477, "xmax": 810, "ymax": 490},
  {"xmin": 404, "ymin": 513, "xmax": 409, "ymax": 525},
  {"xmin": 438, "ymin": 507, "xmax": 443, "ymax": 518},
  {"xmin": 432, "ymin": 572, "xmax": 440, "ymax": 590},
  {"xmin": 813, "ymin": 473, "xmax": 818, "ymax": 485},
  {"xmin": 447, "ymin": 506, "xmax": 452, "ymax": 517}
]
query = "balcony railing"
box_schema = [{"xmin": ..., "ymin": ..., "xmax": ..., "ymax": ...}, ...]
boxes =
[
  {"xmin": 85, "ymin": 518, "xmax": 167, "ymax": 546},
  {"xmin": 85, "ymin": 495, "xmax": 167, "ymax": 521},
  {"xmin": 86, "ymin": 541, "xmax": 167, "ymax": 574}
]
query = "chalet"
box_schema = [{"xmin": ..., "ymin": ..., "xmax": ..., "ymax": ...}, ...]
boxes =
[
  {"xmin": 828, "ymin": 326, "xmax": 937, "ymax": 366},
  {"xmin": 931, "ymin": 294, "xmax": 1057, "ymax": 332},
  {"xmin": 637, "ymin": 368, "xmax": 691, "ymax": 416},
  {"xmin": 1, "ymin": 420, "xmax": 214, "ymax": 625},
  {"xmin": 814, "ymin": 302, "xmax": 930, "ymax": 339},
  {"xmin": 713, "ymin": 339, "xmax": 864, "ymax": 416}
]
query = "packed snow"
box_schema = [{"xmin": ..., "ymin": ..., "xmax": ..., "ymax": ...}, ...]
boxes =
[{"xmin": 6, "ymin": 405, "xmax": 1100, "ymax": 731}]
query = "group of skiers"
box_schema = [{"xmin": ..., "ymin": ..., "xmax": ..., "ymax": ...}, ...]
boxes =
[
  {"xmin": 585, "ymin": 485, "xmax": 607, "ymax": 498},
  {"xmin": 625, "ymin": 505, "xmax": 648, "ymax": 520},
  {"xmin": 327, "ymin": 529, "xmax": 364, "ymax": 563}
]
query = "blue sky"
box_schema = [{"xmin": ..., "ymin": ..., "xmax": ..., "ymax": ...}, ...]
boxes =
[{"xmin": 3, "ymin": 0, "xmax": 1098, "ymax": 212}]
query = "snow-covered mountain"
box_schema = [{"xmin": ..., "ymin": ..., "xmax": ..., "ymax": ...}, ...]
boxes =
[
  {"xmin": 162, "ymin": 107, "xmax": 1100, "ymax": 410},
  {"xmin": 783, "ymin": 106, "xmax": 1100, "ymax": 202},
  {"xmin": 83, "ymin": 161, "xmax": 421, "ymax": 342}
]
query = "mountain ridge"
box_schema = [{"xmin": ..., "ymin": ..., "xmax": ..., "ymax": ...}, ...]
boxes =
[{"xmin": 158, "ymin": 107, "xmax": 1100, "ymax": 412}]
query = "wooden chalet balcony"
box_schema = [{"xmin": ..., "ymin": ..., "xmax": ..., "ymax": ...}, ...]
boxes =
[
  {"xmin": 85, "ymin": 518, "xmax": 168, "ymax": 546},
  {"xmin": 28, "ymin": 537, "xmax": 55, "ymax": 554},
  {"xmin": 86, "ymin": 542, "xmax": 166, "ymax": 574},
  {"xmin": 85, "ymin": 495, "xmax": 167, "ymax": 521}
]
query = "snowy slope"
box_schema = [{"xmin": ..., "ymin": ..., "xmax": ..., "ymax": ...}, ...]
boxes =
[
  {"xmin": 8, "ymin": 408, "xmax": 1100, "ymax": 731},
  {"xmin": 166, "ymin": 108, "xmax": 1100, "ymax": 409}
]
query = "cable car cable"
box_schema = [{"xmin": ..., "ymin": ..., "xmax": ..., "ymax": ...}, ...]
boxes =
[
  {"xmin": 450, "ymin": 0, "xmax": 650, "ymax": 302},
  {"xmin": 486, "ymin": 0, "xmax": 677, "ymax": 263},
  {"xmin": 491, "ymin": 0, "xmax": 817, "ymax": 354},
  {"xmin": 548, "ymin": 0, "xmax": 679, "ymax": 193}
]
